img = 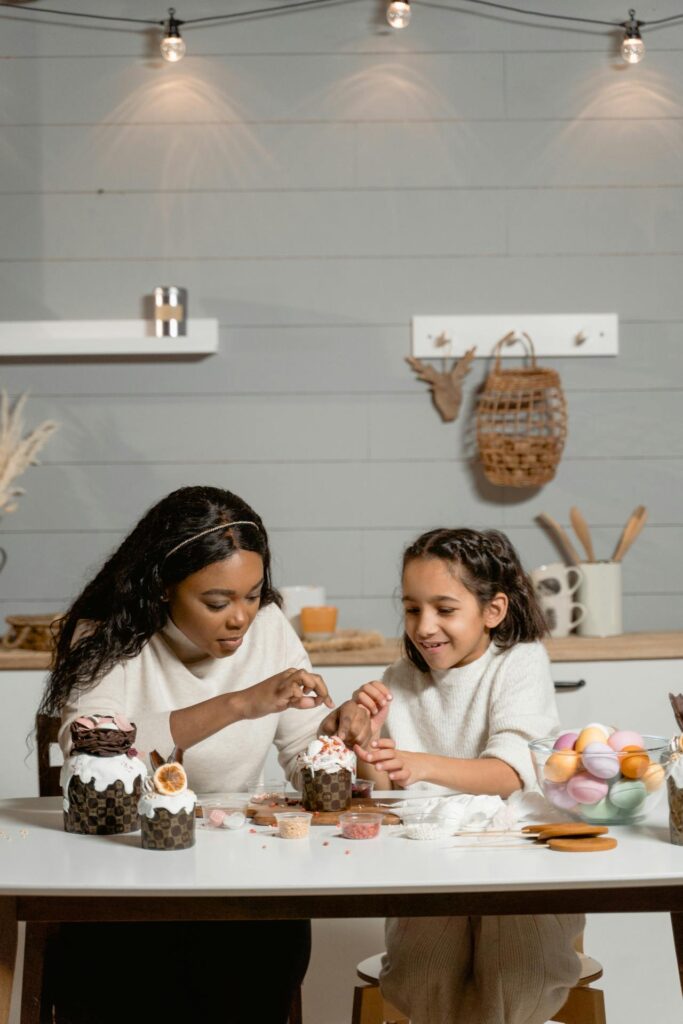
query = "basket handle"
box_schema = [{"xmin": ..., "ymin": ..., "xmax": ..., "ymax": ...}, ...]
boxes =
[{"xmin": 492, "ymin": 331, "xmax": 537, "ymax": 371}]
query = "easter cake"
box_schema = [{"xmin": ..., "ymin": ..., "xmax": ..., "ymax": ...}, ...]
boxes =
[
  {"xmin": 61, "ymin": 714, "xmax": 147, "ymax": 835},
  {"xmin": 297, "ymin": 735, "xmax": 355, "ymax": 812},
  {"xmin": 139, "ymin": 755, "xmax": 196, "ymax": 850}
]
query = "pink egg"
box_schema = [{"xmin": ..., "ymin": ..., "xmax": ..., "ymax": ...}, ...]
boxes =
[
  {"xmin": 543, "ymin": 781, "xmax": 579, "ymax": 811},
  {"xmin": 580, "ymin": 742, "xmax": 621, "ymax": 780},
  {"xmin": 608, "ymin": 730, "xmax": 644, "ymax": 752},
  {"xmin": 553, "ymin": 732, "xmax": 579, "ymax": 751},
  {"xmin": 566, "ymin": 772, "xmax": 609, "ymax": 805}
]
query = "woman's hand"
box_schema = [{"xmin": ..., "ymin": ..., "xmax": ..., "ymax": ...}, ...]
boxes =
[
  {"xmin": 352, "ymin": 681, "xmax": 392, "ymax": 737},
  {"xmin": 239, "ymin": 668, "xmax": 335, "ymax": 720},
  {"xmin": 355, "ymin": 737, "xmax": 425, "ymax": 788},
  {"xmin": 319, "ymin": 700, "xmax": 373, "ymax": 750}
]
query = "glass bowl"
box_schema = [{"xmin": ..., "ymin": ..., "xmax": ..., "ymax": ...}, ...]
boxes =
[
  {"xmin": 200, "ymin": 795, "xmax": 249, "ymax": 830},
  {"xmin": 274, "ymin": 811, "xmax": 312, "ymax": 839},
  {"xmin": 339, "ymin": 812, "xmax": 383, "ymax": 840},
  {"xmin": 529, "ymin": 733, "xmax": 670, "ymax": 824}
]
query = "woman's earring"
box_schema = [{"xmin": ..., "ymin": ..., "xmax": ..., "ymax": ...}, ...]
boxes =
[{"xmin": 161, "ymin": 593, "xmax": 169, "ymax": 603}]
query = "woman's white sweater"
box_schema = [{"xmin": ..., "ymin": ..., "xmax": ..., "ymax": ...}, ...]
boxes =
[{"xmin": 58, "ymin": 603, "xmax": 328, "ymax": 793}]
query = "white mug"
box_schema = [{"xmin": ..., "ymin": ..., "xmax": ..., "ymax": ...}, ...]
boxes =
[
  {"xmin": 279, "ymin": 585, "xmax": 326, "ymax": 637},
  {"xmin": 530, "ymin": 562, "xmax": 582, "ymax": 599},
  {"xmin": 537, "ymin": 593, "xmax": 586, "ymax": 638},
  {"xmin": 576, "ymin": 561, "xmax": 622, "ymax": 637},
  {"xmin": 530, "ymin": 562, "xmax": 585, "ymax": 638}
]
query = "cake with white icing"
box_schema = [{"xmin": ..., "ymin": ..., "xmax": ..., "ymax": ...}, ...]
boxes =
[
  {"xmin": 61, "ymin": 714, "xmax": 147, "ymax": 835},
  {"xmin": 139, "ymin": 758, "xmax": 196, "ymax": 851},
  {"xmin": 297, "ymin": 735, "xmax": 355, "ymax": 812}
]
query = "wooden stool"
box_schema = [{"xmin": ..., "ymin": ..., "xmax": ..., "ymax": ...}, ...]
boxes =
[{"xmin": 352, "ymin": 946, "xmax": 606, "ymax": 1024}]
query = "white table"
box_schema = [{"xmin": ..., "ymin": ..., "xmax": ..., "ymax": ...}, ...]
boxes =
[{"xmin": 1, "ymin": 797, "xmax": 683, "ymax": 1020}]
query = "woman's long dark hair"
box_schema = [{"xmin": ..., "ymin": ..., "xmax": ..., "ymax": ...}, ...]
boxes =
[
  {"xmin": 40, "ymin": 486, "xmax": 280, "ymax": 715},
  {"xmin": 402, "ymin": 527, "xmax": 547, "ymax": 673}
]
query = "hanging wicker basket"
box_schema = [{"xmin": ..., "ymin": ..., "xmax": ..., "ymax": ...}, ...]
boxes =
[{"xmin": 476, "ymin": 332, "xmax": 567, "ymax": 488}]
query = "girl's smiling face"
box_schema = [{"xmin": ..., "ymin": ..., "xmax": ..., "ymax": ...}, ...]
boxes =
[
  {"xmin": 402, "ymin": 557, "xmax": 508, "ymax": 670},
  {"xmin": 166, "ymin": 549, "xmax": 264, "ymax": 659}
]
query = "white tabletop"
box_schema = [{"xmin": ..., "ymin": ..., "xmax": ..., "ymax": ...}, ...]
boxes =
[{"xmin": 0, "ymin": 797, "xmax": 682, "ymax": 904}]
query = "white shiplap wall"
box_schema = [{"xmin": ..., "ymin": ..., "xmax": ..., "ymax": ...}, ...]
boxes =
[{"xmin": 0, "ymin": 0, "xmax": 682, "ymax": 634}]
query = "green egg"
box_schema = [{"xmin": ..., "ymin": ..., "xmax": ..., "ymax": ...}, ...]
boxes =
[
  {"xmin": 577, "ymin": 797, "xmax": 623, "ymax": 824},
  {"xmin": 608, "ymin": 780, "xmax": 647, "ymax": 813}
]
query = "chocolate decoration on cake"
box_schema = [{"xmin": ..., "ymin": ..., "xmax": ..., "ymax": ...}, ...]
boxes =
[{"xmin": 70, "ymin": 715, "xmax": 136, "ymax": 758}]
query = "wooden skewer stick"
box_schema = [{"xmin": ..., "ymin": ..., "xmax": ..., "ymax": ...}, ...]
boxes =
[{"xmin": 570, "ymin": 506, "xmax": 595, "ymax": 562}]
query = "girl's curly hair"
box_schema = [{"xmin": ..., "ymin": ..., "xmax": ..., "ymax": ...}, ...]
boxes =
[
  {"xmin": 401, "ymin": 527, "xmax": 546, "ymax": 673},
  {"xmin": 40, "ymin": 485, "xmax": 280, "ymax": 715}
]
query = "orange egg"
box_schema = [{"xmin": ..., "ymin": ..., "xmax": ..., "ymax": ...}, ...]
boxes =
[
  {"xmin": 544, "ymin": 750, "xmax": 579, "ymax": 783},
  {"xmin": 642, "ymin": 762, "xmax": 665, "ymax": 792},
  {"xmin": 574, "ymin": 726, "xmax": 608, "ymax": 753},
  {"xmin": 620, "ymin": 745, "xmax": 650, "ymax": 780}
]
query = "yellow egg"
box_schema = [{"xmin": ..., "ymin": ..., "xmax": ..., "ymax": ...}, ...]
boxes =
[
  {"xmin": 574, "ymin": 726, "xmax": 608, "ymax": 753},
  {"xmin": 620, "ymin": 745, "xmax": 650, "ymax": 780},
  {"xmin": 642, "ymin": 762, "xmax": 665, "ymax": 792},
  {"xmin": 544, "ymin": 750, "xmax": 579, "ymax": 783}
]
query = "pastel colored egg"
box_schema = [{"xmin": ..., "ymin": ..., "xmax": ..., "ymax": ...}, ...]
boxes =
[
  {"xmin": 575, "ymin": 726, "xmax": 608, "ymax": 752},
  {"xmin": 580, "ymin": 742, "xmax": 621, "ymax": 780},
  {"xmin": 642, "ymin": 762, "xmax": 666, "ymax": 792},
  {"xmin": 608, "ymin": 779, "xmax": 648, "ymax": 813},
  {"xmin": 608, "ymin": 729, "xmax": 644, "ymax": 752},
  {"xmin": 566, "ymin": 772, "xmax": 609, "ymax": 805},
  {"xmin": 577, "ymin": 797, "xmax": 624, "ymax": 824},
  {"xmin": 584, "ymin": 722, "xmax": 616, "ymax": 737},
  {"xmin": 553, "ymin": 731, "xmax": 579, "ymax": 752},
  {"xmin": 544, "ymin": 750, "xmax": 580, "ymax": 783},
  {"xmin": 543, "ymin": 781, "xmax": 579, "ymax": 812},
  {"xmin": 620, "ymin": 745, "xmax": 650, "ymax": 779}
]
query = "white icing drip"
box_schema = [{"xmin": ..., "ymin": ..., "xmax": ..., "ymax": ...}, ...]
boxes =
[
  {"xmin": 138, "ymin": 789, "xmax": 196, "ymax": 819},
  {"xmin": 60, "ymin": 753, "xmax": 147, "ymax": 810},
  {"xmin": 296, "ymin": 735, "xmax": 356, "ymax": 775}
]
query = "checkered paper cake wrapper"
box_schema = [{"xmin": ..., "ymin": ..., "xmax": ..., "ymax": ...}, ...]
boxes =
[
  {"xmin": 140, "ymin": 806, "xmax": 195, "ymax": 851},
  {"xmin": 301, "ymin": 767, "xmax": 352, "ymax": 812},
  {"xmin": 668, "ymin": 776, "xmax": 683, "ymax": 846},
  {"xmin": 64, "ymin": 776, "xmax": 143, "ymax": 835}
]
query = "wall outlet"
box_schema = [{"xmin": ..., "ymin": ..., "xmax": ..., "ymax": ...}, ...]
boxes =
[{"xmin": 412, "ymin": 314, "xmax": 618, "ymax": 358}]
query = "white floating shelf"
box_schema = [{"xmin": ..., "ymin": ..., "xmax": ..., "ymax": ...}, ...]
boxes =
[
  {"xmin": 0, "ymin": 319, "xmax": 218, "ymax": 357},
  {"xmin": 412, "ymin": 314, "xmax": 618, "ymax": 358}
]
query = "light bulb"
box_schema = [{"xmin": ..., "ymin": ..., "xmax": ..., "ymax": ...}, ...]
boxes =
[
  {"xmin": 386, "ymin": 0, "xmax": 411, "ymax": 29},
  {"xmin": 161, "ymin": 7, "xmax": 186, "ymax": 62},
  {"xmin": 621, "ymin": 9, "xmax": 644, "ymax": 64}
]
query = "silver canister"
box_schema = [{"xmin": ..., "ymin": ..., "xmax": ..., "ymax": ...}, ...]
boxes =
[{"xmin": 154, "ymin": 286, "xmax": 187, "ymax": 338}]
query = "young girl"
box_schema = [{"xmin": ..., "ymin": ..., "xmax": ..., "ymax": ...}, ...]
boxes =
[
  {"xmin": 40, "ymin": 484, "xmax": 370, "ymax": 1024},
  {"xmin": 353, "ymin": 527, "xmax": 584, "ymax": 1024}
]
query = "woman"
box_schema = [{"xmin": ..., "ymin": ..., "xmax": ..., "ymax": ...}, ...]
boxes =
[{"xmin": 40, "ymin": 484, "xmax": 371, "ymax": 1023}]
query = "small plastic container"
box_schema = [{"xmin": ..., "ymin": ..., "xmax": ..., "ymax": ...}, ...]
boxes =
[
  {"xmin": 339, "ymin": 812, "xmax": 382, "ymax": 840},
  {"xmin": 250, "ymin": 781, "xmax": 289, "ymax": 806},
  {"xmin": 402, "ymin": 813, "xmax": 453, "ymax": 840},
  {"xmin": 351, "ymin": 779, "xmax": 375, "ymax": 800},
  {"xmin": 201, "ymin": 796, "xmax": 249, "ymax": 830},
  {"xmin": 274, "ymin": 811, "xmax": 312, "ymax": 839}
]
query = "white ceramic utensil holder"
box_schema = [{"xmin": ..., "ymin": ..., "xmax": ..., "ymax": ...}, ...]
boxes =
[{"xmin": 575, "ymin": 561, "xmax": 622, "ymax": 637}]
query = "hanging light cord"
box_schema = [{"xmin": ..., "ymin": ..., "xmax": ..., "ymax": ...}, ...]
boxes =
[{"xmin": 0, "ymin": 0, "xmax": 682, "ymax": 31}]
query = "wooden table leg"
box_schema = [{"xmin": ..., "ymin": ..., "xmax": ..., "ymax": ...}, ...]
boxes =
[
  {"xmin": 670, "ymin": 912, "xmax": 683, "ymax": 998},
  {"xmin": 0, "ymin": 897, "xmax": 17, "ymax": 1024}
]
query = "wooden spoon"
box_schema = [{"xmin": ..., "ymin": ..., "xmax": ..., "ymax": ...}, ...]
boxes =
[
  {"xmin": 536, "ymin": 513, "xmax": 582, "ymax": 565},
  {"xmin": 570, "ymin": 506, "xmax": 595, "ymax": 562},
  {"xmin": 611, "ymin": 505, "xmax": 647, "ymax": 562}
]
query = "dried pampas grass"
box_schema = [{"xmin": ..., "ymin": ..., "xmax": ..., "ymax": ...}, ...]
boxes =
[{"xmin": 0, "ymin": 392, "xmax": 58, "ymax": 516}]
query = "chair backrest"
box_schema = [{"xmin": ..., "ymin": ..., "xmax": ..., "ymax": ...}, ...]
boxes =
[{"xmin": 36, "ymin": 714, "xmax": 62, "ymax": 797}]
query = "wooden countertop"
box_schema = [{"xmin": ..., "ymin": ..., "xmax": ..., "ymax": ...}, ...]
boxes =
[{"xmin": 1, "ymin": 632, "xmax": 683, "ymax": 670}]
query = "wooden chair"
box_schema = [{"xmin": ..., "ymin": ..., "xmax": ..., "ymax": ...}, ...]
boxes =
[{"xmin": 352, "ymin": 937, "xmax": 606, "ymax": 1024}]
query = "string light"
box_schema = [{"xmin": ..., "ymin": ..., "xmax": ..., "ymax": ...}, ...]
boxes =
[
  {"xmin": 1, "ymin": 1, "xmax": 683, "ymax": 67},
  {"xmin": 622, "ymin": 8, "xmax": 645, "ymax": 64},
  {"xmin": 386, "ymin": 0, "xmax": 411, "ymax": 29},
  {"xmin": 160, "ymin": 8, "xmax": 186, "ymax": 62}
]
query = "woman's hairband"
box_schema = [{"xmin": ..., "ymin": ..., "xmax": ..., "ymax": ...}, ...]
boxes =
[{"xmin": 164, "ymin": 521, "xmax": 259, "ymax": 560}]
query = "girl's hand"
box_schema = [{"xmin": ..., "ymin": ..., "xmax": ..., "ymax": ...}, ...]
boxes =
[
  {"xmin": 355, "ymin": 738, "xmax": 425, "ymax": 788},
  {"xmin": 352, "ymin": 681, "xmax": 392, "ymax": 736},
  {"xmin": 240, "ymin": 668, "xmax": 335, "ymax": 720},
  {"xmin": 320, "ymin": 700, "xmax": 373, "ymax": 750}
]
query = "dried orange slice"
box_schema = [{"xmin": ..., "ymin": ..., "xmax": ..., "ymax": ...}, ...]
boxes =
[{"xmin": 153, "ymin": 762, "xmax": 187, "ymax": 795}]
